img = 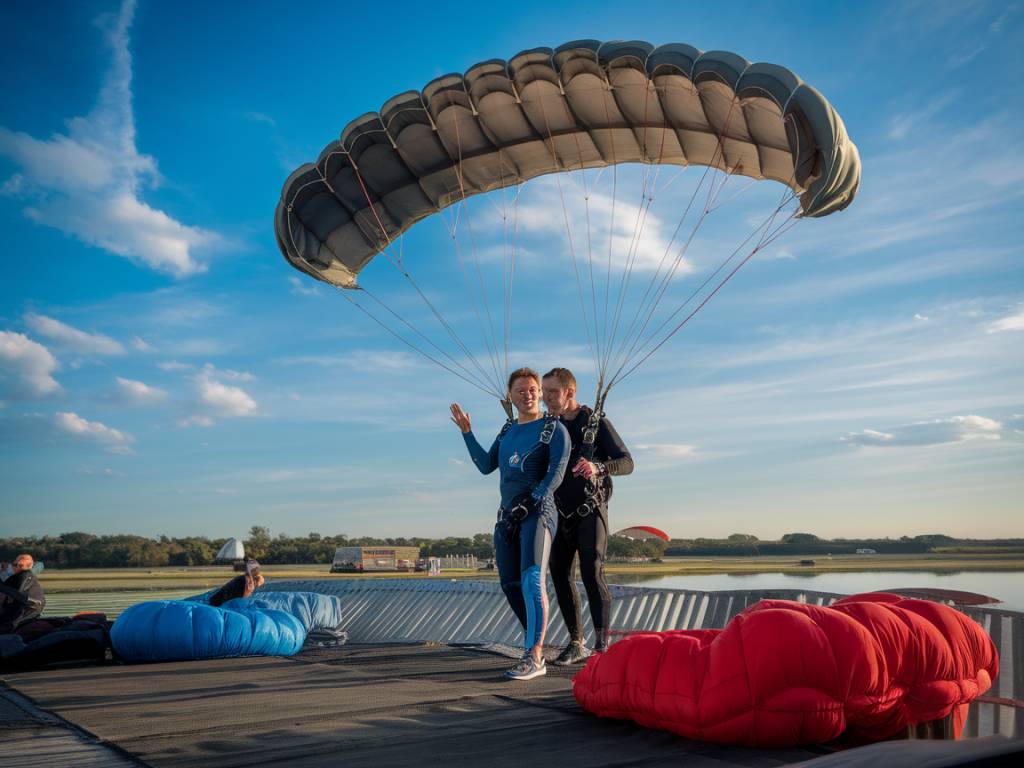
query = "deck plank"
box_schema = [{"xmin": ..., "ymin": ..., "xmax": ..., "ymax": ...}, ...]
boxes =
[{"xmin": 4, "ymin": 644, "xmax": 822, "ymax": 768}]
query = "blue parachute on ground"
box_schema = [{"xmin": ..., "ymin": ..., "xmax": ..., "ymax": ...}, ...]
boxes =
[{"xmin": 110, "ymin": 591, "xmax": 343, "ymax": 662}]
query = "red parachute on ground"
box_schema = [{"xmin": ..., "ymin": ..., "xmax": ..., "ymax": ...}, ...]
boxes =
[{"xmin": 573, "ymin": 593, "xmax": 997, "ymax": 748}]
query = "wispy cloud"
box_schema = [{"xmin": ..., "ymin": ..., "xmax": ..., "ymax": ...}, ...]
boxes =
[
  {"xmin": 842, "ymin": 414, "xmax": 1003, "ymax": 447},
  {"xmin": 274, "ymin": 349, "xmax": 420, "ymax": 371},
  {"xmin": 245, "ymin": 111, "xmax": 276, "ymax": 126},
  {"xmin": 25, "ymin": 313, "xmax": 125, "ymax": 355},
  {"xmin": 888, "ymin": 91, "xmax": 959, "ymax": 140},
  {"xmin": 0, "ymin": 332, "xmax": 61, "ymax": 400},
  {"xmin": 130, "ymin": 335, "xmax": 152, "ymax": 352},
  {"xmin": 635, "ymin": 443, "xmax": 698, "ymax": 458},
  {"xmin": 114, "ymin": 376, "xmax": 167, "ymax": 405},
  {"xmin": 988, "ymin": 310, "xmax": 1024, "ymax": 333},
  {"xmin": 158, "ymin": 360, "xmax": 192, "ymax": 371},
  {"xmin": 54, "ymin": 411, "xmax": 134, "ymax": 453},
  {"xmin": 79, "ymin": 467, "xmax": 126, "ymax": 477},
  {"xmin": 0, "ymin": 0, "xmax": 216, "ymax": 276},
  {"xmin": 202, "ymin": 363, "xmax": 254, "ymax": 382},
  {"xmin": 288, "ymin": 275, "xmax": 321, "ymax": 297}
]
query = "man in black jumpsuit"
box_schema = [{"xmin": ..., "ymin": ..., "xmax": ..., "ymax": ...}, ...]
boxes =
[
  {"xmin": 542, "ymin": 368, "xmax": 633, "ymax": 665},
  {"xmin": 0, "ymin": 554, "xmax": 45, "ymax": 634}
]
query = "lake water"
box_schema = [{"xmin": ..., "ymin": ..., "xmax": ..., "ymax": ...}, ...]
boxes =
[
  {"xmin": 608, "ymin": 571, "xmax": 1024, "ymax": 612},
  {"xmin": 41, "ymin": 570, "xmax": 1024, "ymax": 619}
]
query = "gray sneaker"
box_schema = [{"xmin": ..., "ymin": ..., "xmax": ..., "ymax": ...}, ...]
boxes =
[
  {"xmin": 552, "ymin": 640, "xmax": 591, "ymax": 666},
  {"xmin": 505, "ymin": 654, "xmax": 546, "ymax": 680}
]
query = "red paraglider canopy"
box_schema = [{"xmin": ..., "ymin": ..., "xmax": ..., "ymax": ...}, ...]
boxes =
[{"xmin": 614, "ymin": 526, "xmax": 670, "ymax": 542}]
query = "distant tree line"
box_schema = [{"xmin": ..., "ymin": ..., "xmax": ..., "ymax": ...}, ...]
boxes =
[
  {"xmin": 663, "ymin": 532, "xmax": 1024, "ymax": 556},
  {"xmin": 0, "ymin": 527, "xmax": 498, "ymax": 568},
  {"xmin": 1, "ymin": 529, "xmax": 1020, "ymax": 569}
]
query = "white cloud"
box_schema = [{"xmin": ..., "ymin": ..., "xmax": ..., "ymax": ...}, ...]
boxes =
[
  {"xmin": 54, "ymin": 411, "xmax": 134, "ymax": 453},
  {"xmin": 635, "ymin": 443, "xmax": 698, "ymax": 458},
  {"xmin": 0, "ymin": 0, "xmax": 216, "ymax": 277},
  {"xmin": 180, "ymin": 367, "xmax": 258, "ymax": 426},
  {"xmin": 289, "ymin": 275, "xmax": 321, "ymax": 297},
  {"xmin": 115, "ymin": 376, "xmax": 167, "ymax": 405},
  {"xmin": 25, "ymin": 313, "xmax": 124, "ymax": 355},
  {"xmin": 0, "ymin": 331, "xmax": 61, "ymax": 400},
  {"xmin": 988, "ymin": 311, "xmax": 1024, "ymax": 333},
  {"xmin": 511, "ymin": 176, "xmax": 693, "ymax": 276},
  {"xmin": 842, "ymin": 414, "xmax": 1002, "ymax": 448},
  {"xmin": 197, "ymin": 376, "xmax": 256, "ymax": 416}
]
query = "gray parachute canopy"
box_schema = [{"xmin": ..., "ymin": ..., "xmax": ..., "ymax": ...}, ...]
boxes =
[{"xmin": 275, "ymin": 39, "xmax": 860, "ymax": 290}]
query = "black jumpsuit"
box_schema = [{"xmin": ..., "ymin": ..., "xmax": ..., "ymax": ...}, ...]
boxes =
[{"xmin": 549, "ymin": 406, "xmax": 633, "ymax": 644}]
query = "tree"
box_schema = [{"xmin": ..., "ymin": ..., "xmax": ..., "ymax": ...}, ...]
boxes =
[
  {"xmin": 727, "ymin": 533, "xmax": 759, "ymax": 543},
  {"xmin": 246, "ymin": 526, "xmax": 272, "ymax": 560},
  {"xmin": 781, "ymin": 533, "xmax": 820, "ymax": 544}
]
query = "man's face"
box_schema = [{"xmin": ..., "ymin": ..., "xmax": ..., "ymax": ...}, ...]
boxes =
[
  {"xmin": 509, "ymin": 376, "xmax": 540, "ymax": 414},
  {"xmin": 542, "ymin": 378, "xmax": 573, "ymax": 415},
  {"xmin": 12, "ymin": 557, "xmax": 32, "ymax": 573}
]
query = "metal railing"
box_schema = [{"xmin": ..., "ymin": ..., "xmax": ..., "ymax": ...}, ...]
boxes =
[{"xmin": 261, "ymin": 578, "xmax": 1021, "ymax": 738}]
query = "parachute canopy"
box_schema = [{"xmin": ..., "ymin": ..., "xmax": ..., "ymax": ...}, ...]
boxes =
[
  {"xmin": 614, "ymin": 525, "xmax": 670, "ymax": 541},
  {"xmin": 276, "ymin": 39, "xmax": 859, "ymax": 290}
]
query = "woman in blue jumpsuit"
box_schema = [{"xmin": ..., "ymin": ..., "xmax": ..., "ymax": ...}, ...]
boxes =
[{"xmin": 451, "ymin": 367, "xmax": 569, "ymax": 680}]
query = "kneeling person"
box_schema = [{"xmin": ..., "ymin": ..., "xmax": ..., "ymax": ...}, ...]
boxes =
[{"xmin": 0, "ymin": 554, "xmax": 45, "ymax": 634}]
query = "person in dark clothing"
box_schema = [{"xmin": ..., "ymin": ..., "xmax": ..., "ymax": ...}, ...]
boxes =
[
  {"xmin": 542, "ymin": 368, "xmax": 634, "ymax": 665},
  {"xmin": 0, "ymin": 554, "xmax": 46, "ymax": 633},
  {"xmin": 208, "ymin": 560, "xmax": 264, "ymax": 607}
]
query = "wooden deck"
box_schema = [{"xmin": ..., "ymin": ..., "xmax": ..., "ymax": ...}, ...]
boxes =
[{"xmin": 3, "ymin": 643, "xmax": 826, "ymax": 767}]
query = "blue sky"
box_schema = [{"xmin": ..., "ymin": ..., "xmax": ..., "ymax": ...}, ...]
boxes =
[{"xmin": 1, "ymin": 0, "xmax": 1021, "ymax": 540}]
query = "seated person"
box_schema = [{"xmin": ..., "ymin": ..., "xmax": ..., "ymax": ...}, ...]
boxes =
[
  {"xmin": 208, "ymin": 560, "xmax": 265, "ymax": 607},
  {"xmin": 0, "ymin": 554, "xmax": 46, "ymax": 633}
]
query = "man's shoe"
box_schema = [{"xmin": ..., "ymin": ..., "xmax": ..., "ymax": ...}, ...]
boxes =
[
  {"xmin": 505, "ymin": 654, "xmax": 547, "ymax": 680},
  {"xmin": 552, "ymin": 640, "xmax": 591, "ymax": 666}
]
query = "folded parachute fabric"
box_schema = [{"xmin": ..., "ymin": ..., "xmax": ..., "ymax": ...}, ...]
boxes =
[
  {"xmin": 111, "ymin": 599, "xmax": 307, "ymax": 662},
  {"xmin": 224, "ymin": 591, "xmax": 344, "ymax": 634},
  {"xmin": 573, "ymin": 593, "xmax": 998, "ymax": 748}
]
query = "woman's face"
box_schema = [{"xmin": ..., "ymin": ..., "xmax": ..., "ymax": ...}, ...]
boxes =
[{"xmin": 509, "ymin": 375, "xmax": 541, "ymax": 415}]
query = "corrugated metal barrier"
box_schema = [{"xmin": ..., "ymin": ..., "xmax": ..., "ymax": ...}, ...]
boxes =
[{"xmin": 262, "ymin": 578, "xmax": 1021, "ymax": 739}]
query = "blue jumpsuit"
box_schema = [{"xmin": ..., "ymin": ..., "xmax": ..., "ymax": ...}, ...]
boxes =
[{"xmin": 463, "ymin": 417, "xmax": 569, "ymax": 650}]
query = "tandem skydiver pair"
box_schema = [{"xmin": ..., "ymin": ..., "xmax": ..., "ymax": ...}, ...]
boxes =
[{"xmin": 451, "ymin": 367, "xmax": 633, "ymax": 680}]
